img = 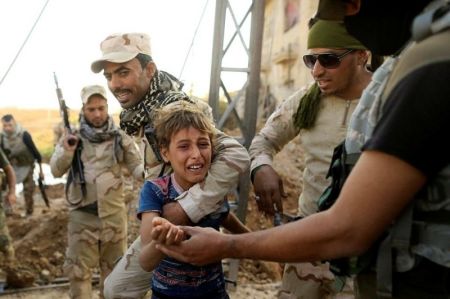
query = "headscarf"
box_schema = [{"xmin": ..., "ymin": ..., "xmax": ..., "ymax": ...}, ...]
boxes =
[{"xmin": 307, "ymin": 20, "xmax": 367, "ymax": 50}]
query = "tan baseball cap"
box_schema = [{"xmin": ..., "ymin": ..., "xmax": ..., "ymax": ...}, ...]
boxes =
[
  {"xmin": 80, "ymin": 85, "xmax": 107, "ymax": 104},
  {"xmin": 91, "ymin": 32, "xmax": 152, "ymax": 73}
]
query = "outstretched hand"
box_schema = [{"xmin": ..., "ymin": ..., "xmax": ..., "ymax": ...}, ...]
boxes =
[
  {"xmin": 152, "ymin": 216, "xmax": 186, "ymax": 245},
  {"xmin": 154, "ymin": 226, "xmax": 229, "ymax": 265},
  {"xmin": 253, "ymin": 165, "xmax": 287, "ymax": 216}
]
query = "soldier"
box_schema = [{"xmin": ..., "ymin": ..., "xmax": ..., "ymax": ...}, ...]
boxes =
[
  {"xmin": 0, "ymin": 147, "xmax": 16, "ymax": 291},
  {"xmin": 155, "ymin": 0, "xmax": 450, "ymax": 298},
  {"xmin": 90, "ymin": 32, "xmax": 250, "ymax": 299},
  {"xmin": 249, "ymin": 19, "xmax": 371, "ymax": 298},
  {"xmin": 0, "ymin": 114, "xmax": 43, "ymax": 216},
  {"xmin": 50, "ymin": 85, "xmax": 144, "ymax": 299}
]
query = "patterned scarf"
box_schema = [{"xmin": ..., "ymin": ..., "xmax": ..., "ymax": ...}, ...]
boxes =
[
  {"xmin": 119, "ymin": 70, "xmax": 192, "ymax": 135},
  {"xmin": 79, "ymin": 114, "xmax": 123, "ymax": 163},
  {"xmin": 79, "ymin": 114, "xmax": 119, "ymax": 143}
]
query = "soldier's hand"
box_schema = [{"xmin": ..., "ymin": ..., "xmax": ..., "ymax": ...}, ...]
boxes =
[
  {"xmin": 253, "ymin": 165, "xmax": 287, "ymax": 216},
  {"xmin": 63, "ymin": 134, "xmax": 79, "ymax": 151}
]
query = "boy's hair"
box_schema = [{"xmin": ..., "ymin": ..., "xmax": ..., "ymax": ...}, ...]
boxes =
[{"xmin": 154, "ymin": 101, "xmax": 216, "ymax": 150}]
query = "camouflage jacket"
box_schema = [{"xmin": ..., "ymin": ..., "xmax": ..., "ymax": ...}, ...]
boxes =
[
  {"xmin": 249, "ymin": 83, "xmax": 359, "ymax": 217},
  {"xmin": 50, "ymin": 128, "xmax": 143, "ymax": 218}
]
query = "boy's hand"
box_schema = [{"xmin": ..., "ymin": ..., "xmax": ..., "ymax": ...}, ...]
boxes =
[{"xmin": 152, "ymin": 217, "xmax": 186, "ymax": 245}]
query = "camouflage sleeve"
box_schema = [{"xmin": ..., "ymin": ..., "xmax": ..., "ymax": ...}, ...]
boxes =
[
  {"xmin": 49, "ymin": 142, "xmax": 75, "ymax": 178},
  {"xmin": 120, "ymin": 132, "xmax": 144, "ymax": 180},
  {"xmin": 177, "ymin": 130, "xmax": 250, "ymax": 223},
  {"xmin": 249, "ymin": 86, "xmax": 308, "ymax": 173},
  {"xmin": 192, "ymin": 97, "xmax": 214, "ymax": 121}
]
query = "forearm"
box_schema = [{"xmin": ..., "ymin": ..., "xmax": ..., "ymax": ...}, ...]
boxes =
[
  {"xmin": 227, "ymin": 151, "xmax": 427, "ymax": 263},
  {"xmin": 222, "ymin": 212, "xmax": 250, "ymax": 234},
  {"xmin": 139, "ymin": 241, "xmax": 165, "ymax": 272},
  {"xmin": 50, "ymin": 145, "xmax": 74, "ymax": 177},
  {"xmin": 225, "ymin": 210, "xmax": 356, "ymax": 262}
]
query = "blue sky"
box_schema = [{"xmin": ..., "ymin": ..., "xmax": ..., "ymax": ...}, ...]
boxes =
[{"xmin": 0, "ymin": 0, "xmax": 250, "ymax": 112}]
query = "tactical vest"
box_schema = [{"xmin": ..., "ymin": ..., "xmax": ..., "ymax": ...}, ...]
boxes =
[
  {"xmin": 318, "ymin": 1, "xmax": 450, "ymax": 297},
  {"xmin": 0, "ymin": 129, "xmax": 35, "ymax": 166}
]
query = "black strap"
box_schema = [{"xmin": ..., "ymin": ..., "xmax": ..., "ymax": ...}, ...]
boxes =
[{"xmin": 376, "ymin": 202, "xmax": 415, "ymax": 297}]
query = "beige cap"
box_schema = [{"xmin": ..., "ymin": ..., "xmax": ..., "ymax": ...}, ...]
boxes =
[
  {"xmin": 80, "ymin": 85, "xmax": 107, "ymax": 104},
  {"xmin": 91, "ymin": 32, "xmax": 152, "ymax": 73}
]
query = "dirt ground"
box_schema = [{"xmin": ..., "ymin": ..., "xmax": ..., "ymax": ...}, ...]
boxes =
[{"xmin": 1, "ymin": 137, "xmax": 304, "ymax": 298}]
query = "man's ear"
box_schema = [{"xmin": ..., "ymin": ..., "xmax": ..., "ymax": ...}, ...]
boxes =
[
  {"xmin": 145, "ymin": 61, "xmax": 156, "ymax": 78},
  {"xmin": 344, "ymin": 0, "xmax": 361, "ymax": 16}
]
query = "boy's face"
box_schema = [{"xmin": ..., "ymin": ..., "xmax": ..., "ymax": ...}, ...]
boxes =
[{"xmin": 161, "ymin": 126, "xmax": 212, "ymax": 191}]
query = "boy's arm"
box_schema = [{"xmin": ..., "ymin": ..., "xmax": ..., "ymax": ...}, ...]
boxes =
[
  {"xmin": 222, "ymin": 212, "xmax": 251, "ymax": 234},
  {"xmin": 139, "ymin": 212, "xmax": 166, "ymax": 272}
]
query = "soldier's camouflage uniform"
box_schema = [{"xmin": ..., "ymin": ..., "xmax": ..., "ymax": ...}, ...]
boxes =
[
  {"xmin": 249, "ymin": 83, "xmax": 358, "ymax": 299},
  {"xmin": 0, "ymin": 124, "xmax": 40, "ymax": 216},
  {"xmin": 0, "ymin": 148, "xmax": 15, "ymax": 285},
  {"xmin": 50, "ymin": 124, "xmax": 143, "ymax": 299}
]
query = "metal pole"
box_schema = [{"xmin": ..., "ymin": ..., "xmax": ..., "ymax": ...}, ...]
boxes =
[
  {"xmin": 208, "ymin": 0, "xmax": 227, "ymax": 121},
  {"xmin": 236, "ymin": 0, "xmax": 265, "ymax": 222}
]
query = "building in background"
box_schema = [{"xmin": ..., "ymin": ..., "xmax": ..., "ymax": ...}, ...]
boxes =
[{"xmin": 259, "ymin": 0, "xmax": 318, "ymax": 119}]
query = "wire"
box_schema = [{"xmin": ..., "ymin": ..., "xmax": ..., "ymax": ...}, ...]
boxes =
[
  {"xmin": 178, "ymin": 0, "xmax": 210, "ymax": 79},
  {"xmin": 0, "ymin": 0, "xmax": 50, "ymax": 87}
]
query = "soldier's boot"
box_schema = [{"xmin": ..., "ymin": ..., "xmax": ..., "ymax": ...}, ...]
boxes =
[
  {"xmin": 69, "ymin": 278, "xmax": 92, "ymax": 299},
  {"xmin": 24, "ymin": 195, "xmax": 33, "ymax": 216}
]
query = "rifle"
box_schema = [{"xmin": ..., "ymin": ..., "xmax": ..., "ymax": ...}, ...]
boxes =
[
  {"xmin": 53, "ymin": 72, "xmax": 86, "ymax": 204},
  {"xmin": 37, "ymin": 177, "xmax": 50, "ymax": 208}
]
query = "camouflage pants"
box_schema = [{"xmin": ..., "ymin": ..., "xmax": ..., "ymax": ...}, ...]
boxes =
[
  {"xmin": 64, "ymin": 209, "xmax": 127, "ymax": 299},
  {"xmin": 0, "ymin": 200, "xmax": 15, "ymax": 282},
  {"xmin": 103, "ymin": 236, "xmax": 152, "ymax": 299},
  {"xmin": 278, "ymin": 262, "xmax": 355, "ymax": 299},
  {"xmin": 22, "ymin": 166, "xmax": 35, "ymax": 216}
]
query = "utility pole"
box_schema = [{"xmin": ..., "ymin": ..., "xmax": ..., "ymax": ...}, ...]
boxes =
[{"xmin": 208, "ymin": 0, "xmax": 265, "ymax": 287}]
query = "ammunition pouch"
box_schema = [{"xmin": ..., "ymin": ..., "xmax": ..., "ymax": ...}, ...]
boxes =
[{"xmin": 318, "ymin": 141, "xmax": 359, "ymax": 212}]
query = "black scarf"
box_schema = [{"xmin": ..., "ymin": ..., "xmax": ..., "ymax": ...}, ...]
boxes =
[{"xmin": 119, "ymin": 70, "xmax": 192, "ymax": 136}]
